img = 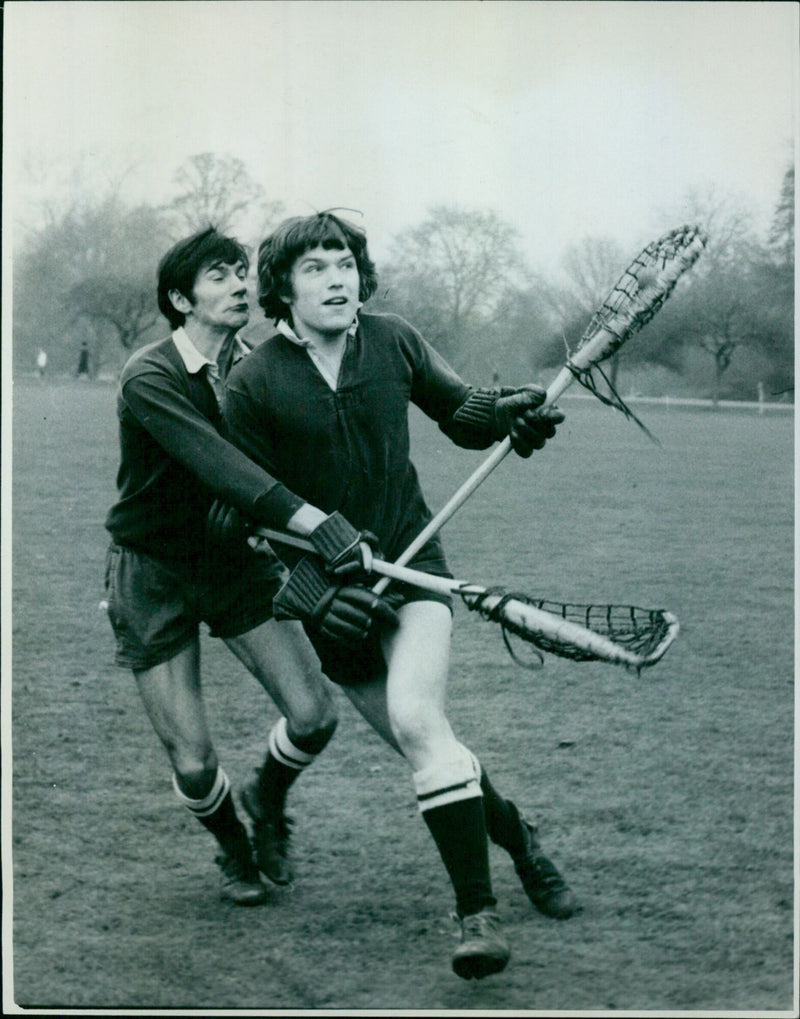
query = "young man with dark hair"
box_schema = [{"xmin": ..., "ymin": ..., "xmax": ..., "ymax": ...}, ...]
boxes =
[
  {"xmin": 222, "ymin": 212, "xmax": 576, "ymax": 979},
  {"xmin": 104, "ymin": 227, "xmax": 388, "ymax": 905}
]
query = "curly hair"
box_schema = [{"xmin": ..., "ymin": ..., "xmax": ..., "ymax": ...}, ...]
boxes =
[
  {"xmin": 157, "ymin": 227, "xmax": 249, "ymax": 328},
  {"xmin": 257, "ymin": 212, "xmax": 378, "ymax": 323}
]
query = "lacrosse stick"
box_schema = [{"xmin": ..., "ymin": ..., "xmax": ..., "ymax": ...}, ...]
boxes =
[
  {"xmin": 254, "ymin": 527, "xmax": 679, "ymax": 673},
  {"xmin": 371, "ymin": 224, "xmax": 707, "ymax": 596}
]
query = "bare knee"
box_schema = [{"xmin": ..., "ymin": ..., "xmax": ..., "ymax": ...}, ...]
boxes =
[
  {"xmin": 286, "ymin": 712, "xmax": 338, "ymax": 754},
  {"xmin": 285, "ymin": 680, "xmax": 339, "ymax": 741},
  {"xmin": 171, "ymin": 747, "xmax": 219, "ymax": 798}
]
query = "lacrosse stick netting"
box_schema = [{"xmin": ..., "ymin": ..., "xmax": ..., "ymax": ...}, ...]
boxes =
[
  {"xmin": 371, "ymin": 224, "xmax": 708, "ymax": 596},
  {"xmin": 457, "ymin": 587, "xmax": 679, "ymax": 672},
  {"xmin": 564, "ymin": 223, "xmax": 708, "ymax": 431},
  {"xmin": 253, "ymin": 528, "xmax": 679, "ymax": 673}
]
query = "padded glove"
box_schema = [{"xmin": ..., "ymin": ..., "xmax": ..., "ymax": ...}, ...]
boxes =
[
  {"xmin": 308, "ymin": 511, "xmax": 382, "ymax": 578},
  {"xmin": 273, "ymin": 555, "xmax": 399, "ymax": 644},
  {"xmin": 493, "ymin": 385, "xmax": 565, "ymax": 458}
]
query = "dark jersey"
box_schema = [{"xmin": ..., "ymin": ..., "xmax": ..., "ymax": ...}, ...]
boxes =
[
  {"xmin": 223, "ymin": 312, "xmax": 497, "ymax": 573},
  {"xmin": 104, "ymin": 333, "xmax": 294, "ymax": 576}
]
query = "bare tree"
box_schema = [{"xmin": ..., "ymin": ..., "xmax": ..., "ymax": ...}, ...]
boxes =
[
  {"xmin": 553, "ymin": 237, "xmax": 626, "ymax": 319},
  {"xmin": 650, "ymin": 191, "xmax": 768, "ymax": 404},
  {"xmin": 165, "ymin": 152, "xmax": 283, "ymax": 242},
  {"xmin": 541, "ymin": 237, "xmax": 629, "ymax": 389},
  {"xmin": 378, "ymin": 206, "xmax": 529, "ymax": 370},
  {"xmin": 67, "ymin": 275, "xmax": 160, "ymax": 358},
  {"xmin": 13, "ymin": 193, "xmax": 169, "ymax": 374},
  {"xmin": 768, "ymin": 165, "xmax": 794, "ymax": 265}
]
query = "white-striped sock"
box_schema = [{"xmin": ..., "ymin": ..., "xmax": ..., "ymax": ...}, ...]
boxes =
[
  {"xmin": 268, "ymin": 717, "xmax": 317, "ymax": 772},
  {"xmin": 412, "ymin": 747, "xmax": 482, "ymax": 814},
  {"xmin": 172, "ymin": 767, "xmax": 230, "ymax": 818}
]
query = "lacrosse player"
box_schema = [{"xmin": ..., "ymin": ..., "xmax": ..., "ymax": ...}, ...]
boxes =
[
  {"xmin": 102, "ymin": 227, "xmax": 383, "ymax": 907},
  {"xmin": 221, "ymin": 212, "xmax": 577, "ymax": 980}
]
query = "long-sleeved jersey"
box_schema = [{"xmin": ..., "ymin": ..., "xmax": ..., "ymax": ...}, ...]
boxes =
[
  {"xmin": 223, "ymin": 311, "xmax": 499, "ymax": 573},
  {"xmin": 104, "ymin": 331, "xmax": 290, "ymax": 576}
]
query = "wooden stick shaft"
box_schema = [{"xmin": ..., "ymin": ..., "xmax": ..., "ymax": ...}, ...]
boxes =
[
  {"xmin": 253, "ymin": 526, "xmax": 675, "ymax": 668},
  {"xmin": 370, "ymin": 335, "xmax": 609, "ymax": 596}
]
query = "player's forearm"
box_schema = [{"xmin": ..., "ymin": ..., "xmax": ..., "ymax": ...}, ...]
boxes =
[
  {"xmin": 284, "ymin": 503, "xmax": 329, "ymax": 535},
  {"xmin": 123, "ymin": 376, "xmax": 305, "ymax": 526}
]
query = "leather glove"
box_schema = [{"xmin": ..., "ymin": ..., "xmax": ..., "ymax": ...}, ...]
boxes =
[
  {"xmin": 493, "ymin": 385, "xmax": 565, "ymax": 458},
  {"xmin": 308, "ymin": 511, "xmax": 382, "ymax": 578},
  {"xmin": 273, "ymin": 556, "xmax": 399, "ymax": 644},
  {"xmin": 205, "ymin": 498, "xmax": 257, "ymax": 575}
]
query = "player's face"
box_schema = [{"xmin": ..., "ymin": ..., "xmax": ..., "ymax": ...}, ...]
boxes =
[
  {"xmin": 285, "ymin": 245, "xmax": 360, "ymax": 341},
  {"xmin": 184, "ymin": 259, "xmax": 250, "ymax": 332}
]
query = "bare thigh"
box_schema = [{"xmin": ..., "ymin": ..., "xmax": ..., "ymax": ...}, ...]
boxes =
[
  {"xmin": 342, "ymin": 601, "xmax": 459, "ymax": 771},
  {"xmin": 224, "ymin": 617, "xmax": 337, "ymax": 736}
]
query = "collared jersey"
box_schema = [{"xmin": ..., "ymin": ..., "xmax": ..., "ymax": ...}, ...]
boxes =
[
  {"xmin": 223, "ymin": 311, "xmax": 497, "ymax": 570},
  {"xmin": 104, "ymin": 328, "xmax": 290, "ymax": 574}
]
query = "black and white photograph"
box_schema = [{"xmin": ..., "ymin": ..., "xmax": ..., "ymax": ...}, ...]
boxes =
[{"xmin": 2, "ymin": 1, "xmax": 796, "ymax": 1014}]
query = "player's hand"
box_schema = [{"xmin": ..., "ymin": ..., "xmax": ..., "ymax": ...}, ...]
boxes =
[
  {"xmin": 206, "ymin": 499, "xmax": 256, "ymax": 571},
  {"xmin": 308, "ymin": 511, "xmax": 382, "ymax": 578},
  {"xmin": 494, "ymin": 385, "xmax": 565, "ymax": 458},
  {"xmin": 273, "ymin": 556, "xmax": 399, "ymax": 644}
]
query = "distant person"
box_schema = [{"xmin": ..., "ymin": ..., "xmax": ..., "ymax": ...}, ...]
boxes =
[
  {"xmin": 76, "ymin": 341, "xmax": 90, "ymax": 379},
  {"xmin": 36, "ymin": 349, "xmax": 48, "ymax": 378},
  {"xmin": 103, "ymin": 228, "xmax": 365, "ymax": 906},
  {"xmin": 222, "ymin": 211, "xmax": 574, "ymax": 980}
]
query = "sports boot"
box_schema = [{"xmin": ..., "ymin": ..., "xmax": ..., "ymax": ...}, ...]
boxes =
[
  {"xmin": 215, "ymin": 850, "xmax": 268, "ymax": 906},
  {"xmin": 514, "ymin": 819, "xmax": 577, "ymax": 919},
  {"xmin": 452, "ymin": 908, "xmax": 511, "ymax": 980},
  {"xmin": 241, "ymin": 777, "xmax": 294, "ymax": 886}
]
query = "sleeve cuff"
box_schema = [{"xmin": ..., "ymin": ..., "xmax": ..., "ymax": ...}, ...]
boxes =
[
  {"xmin": 451, "ymin": 389, "xmax": 497, "ymax": 431},
  {"xmin": 252, "ymin": 485, "xmax": 307, "ymax": 529}
]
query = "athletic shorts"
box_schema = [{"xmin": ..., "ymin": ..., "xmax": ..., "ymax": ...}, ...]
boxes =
[
  {"xmin": 307, "ymin": 564, "xmax": 454, "ymax": 689},
  {"xmin": 104, "ymin": 542, "xmax": 286, "ymax": 671}
]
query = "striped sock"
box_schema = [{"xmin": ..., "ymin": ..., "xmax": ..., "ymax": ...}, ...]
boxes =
[
  {"xmin": 256, "ymin": 718, "xmax": 328, "ymax": 814},
  {"xmin": 172, "ymin": 768, "xmax": 249, "ymax": 858},
  {"xmin": 459, "ymin": 744, "xmax": 528, "ymax": 857},
  {"xmin": 413, "ymin": 749, "xmax": 495, "ymax": 917}
]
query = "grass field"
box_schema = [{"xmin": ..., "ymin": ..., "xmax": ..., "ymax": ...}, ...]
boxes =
[{"xmin": 6, "ymin": 376, "xmax": 796, "ymax": 1014}]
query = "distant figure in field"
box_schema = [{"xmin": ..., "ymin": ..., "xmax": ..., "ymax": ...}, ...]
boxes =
[
  {"xmin": 76, "ymin": 342, "xmax": 90, "ymax": 379},
  {"xmin": 36, "ymin": 349, "xmax": 48, "ymax": 378}
]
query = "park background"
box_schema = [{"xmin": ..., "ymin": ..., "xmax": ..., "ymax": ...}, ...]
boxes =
[{"xmin": 3, "ymin": 1, "xmax": 797, "ymax": 1014}]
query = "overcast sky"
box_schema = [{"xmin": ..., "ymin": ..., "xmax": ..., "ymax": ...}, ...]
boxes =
[{"xmin": 4, "ymin": 0, "xmax": 797, "ymax": 269}]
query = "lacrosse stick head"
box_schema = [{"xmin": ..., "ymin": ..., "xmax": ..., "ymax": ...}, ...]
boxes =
[
  {"xmin": 580, "ymin": 224, "xmax": 708, "ymax": 359},
  {"xmin": 564, "ymin": 224, "xmax": 707, "ymax": 438},
  {"xmin": 459, "ymin": 587, "xmax": 680, "ymax": 673}
]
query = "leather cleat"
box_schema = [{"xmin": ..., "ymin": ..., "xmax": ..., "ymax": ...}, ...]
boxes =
[
  {"xmin": 451, "ymin": 909, "xmax": 510, "ymax": 980},
  {"xmin": 241, "ymin": 778, "xmax": 294, "ymax": 886},
  {"xmin": 514, "ymin": 821, "xmax": 577, "ymax": 919},
  {"xmin": 215, "ymin": 851, "xmax": 268, "ymax": 906}
]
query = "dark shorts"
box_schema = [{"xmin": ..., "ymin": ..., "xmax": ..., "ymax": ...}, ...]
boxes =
[
  {"xmin": 308, "ymin": 561, "xmax": 454, "ymax": 688},
  {"xmin": 104, "ymin": 542, "xmax": 286, "ymax": 671}
]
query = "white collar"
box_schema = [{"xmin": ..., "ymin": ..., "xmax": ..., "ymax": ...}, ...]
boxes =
[
  {"xmin": 172, "ymin": 327, "xmax": 249, "ymax": 375},
  {"xmin": 276, "ymin": 316, "xmax": 359, "ymax": 348}
]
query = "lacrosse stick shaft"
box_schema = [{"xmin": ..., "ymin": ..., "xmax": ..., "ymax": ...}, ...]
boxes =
[
  {"xmin": 254, "ymin": 525, "xmax": 457, "ymax": 593},
  {"xmin": 369, "ymin": 356, "xmax": 595, "ymax": 595},
  {"xmin": 253, "ymin": 526, "xmax": 677, "ymax": 669},
  {"xmin": 372, "ymin": 224, "xmax": 706, "ymax": 597}
]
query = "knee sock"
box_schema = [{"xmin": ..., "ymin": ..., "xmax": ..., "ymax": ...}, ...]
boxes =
[
  {"xmin": 461, "ymin": 747, "xmax": 529, "ymax": 859},
  {"xmin": 413, "ymin": 749, "xmax": 496, "ymax": 918},
  {"xmin": 172, "ymin": 767, "xmax": 250, "ymax": 859},
  {"xmin": 256, "ymin": 716, "xmax": 335, "ymax": 814}
]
